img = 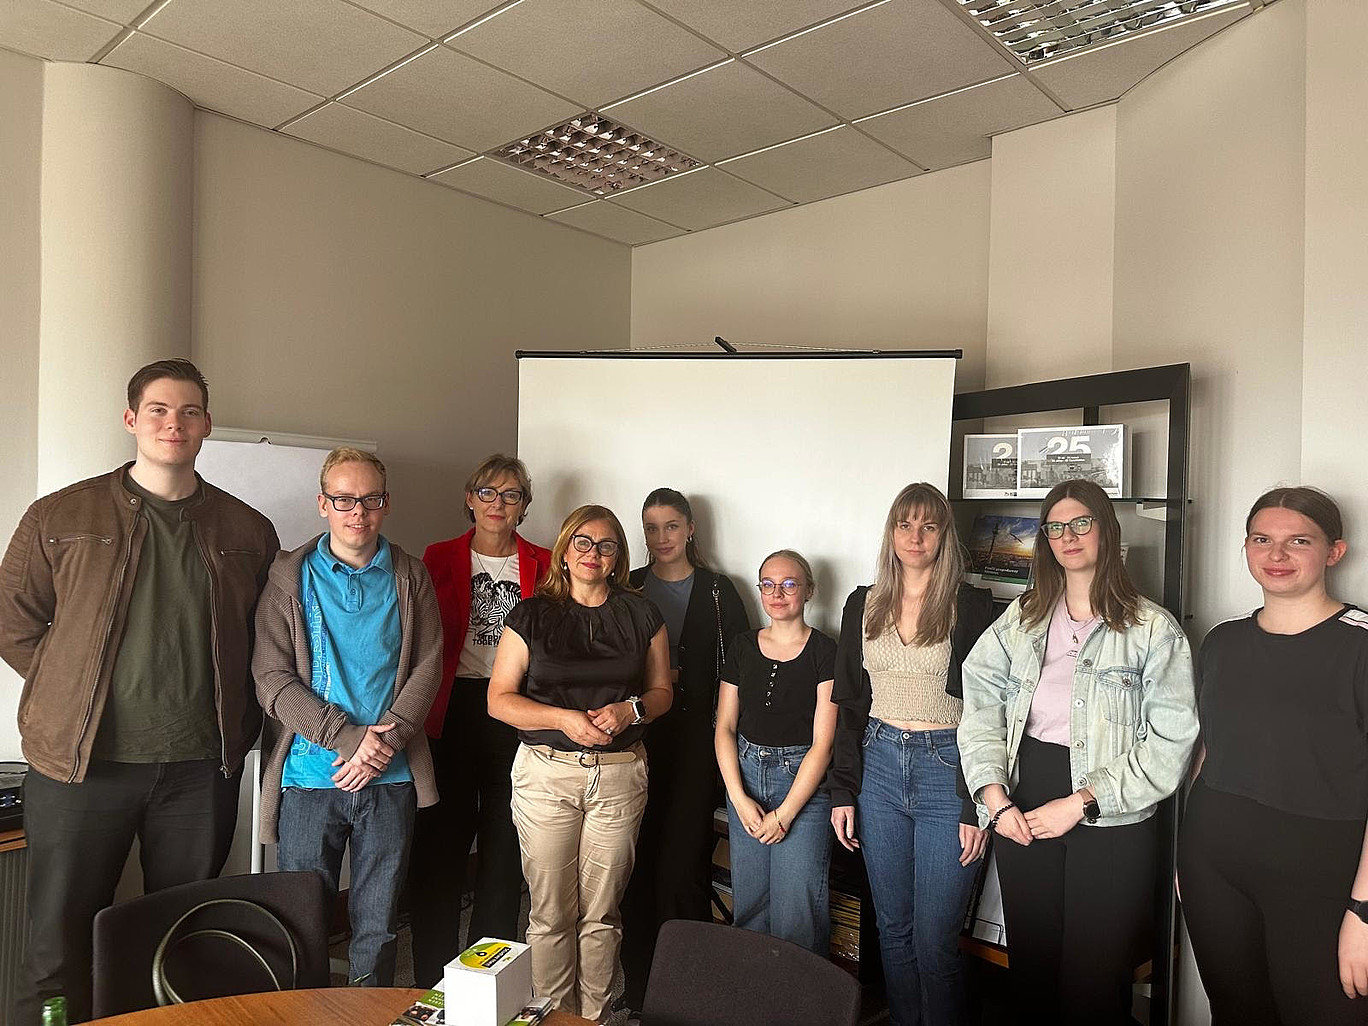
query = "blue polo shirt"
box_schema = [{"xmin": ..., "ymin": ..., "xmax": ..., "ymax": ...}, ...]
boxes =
[{"xmin": 282, "ymin": 535, "xmax": 411, "ymax": 789}]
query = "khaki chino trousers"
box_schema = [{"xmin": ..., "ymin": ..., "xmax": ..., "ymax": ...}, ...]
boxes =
[{"xmin": 511, "ymin": 742, "xmax": 648, "ymax": 1022}]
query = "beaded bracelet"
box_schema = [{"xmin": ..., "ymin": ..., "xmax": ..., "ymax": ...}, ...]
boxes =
[{"xmin": 988, "ymin": 802, "xmax": 1016, "ymax": 832}]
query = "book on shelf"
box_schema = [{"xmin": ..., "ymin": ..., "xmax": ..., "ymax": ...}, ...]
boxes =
[
  {"xmin": 962, "ymin": 433, "xmax": 1018, "ymax": 498},
  {"xmin": 965, "ymin": 514, "xmax": 1039, "ymax": 599},
  {"xmin": 1017, "ymin": 424, "xmax": 1126, "ymax": 498}
]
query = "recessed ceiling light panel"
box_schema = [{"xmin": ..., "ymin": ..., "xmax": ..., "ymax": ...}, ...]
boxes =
[
  {"xmin": 490, "ymin": 114, "xmax": 700, "ymax": 196},
  {"xmin": 958, "ymin": 0, "xmax": 1246, "ymax": 65}
]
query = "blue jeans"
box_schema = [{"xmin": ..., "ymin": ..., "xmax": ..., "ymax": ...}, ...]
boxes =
[
  {"xmin": 278, "ymin": 782, "xmax": 416, "ymax": 986},
  {"xmin": 856, "ymin": 722, "xmax": 978, "ymax": 1026},
  {"xmin": 726, "ymin": 735, "xmax": 832, "ymax": 955}
]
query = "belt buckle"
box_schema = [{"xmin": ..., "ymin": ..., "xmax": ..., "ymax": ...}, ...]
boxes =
[{"xmin": 577, "ymin": 750, "xmax": 596, "ymax": 767}]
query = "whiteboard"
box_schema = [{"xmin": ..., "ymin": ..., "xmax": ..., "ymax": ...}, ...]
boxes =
[
  {"xmin": 197, "ymin": 431, "xmax": 377, "ymax": 551},
  {"xmin": 517, "ymin": 355, "xmax": 957, "ymax": 632}
]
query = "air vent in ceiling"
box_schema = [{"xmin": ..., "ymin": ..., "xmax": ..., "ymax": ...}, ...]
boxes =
[
  {"xmin": 957, "ymin": 0, "xmax": 1246, "ymax": 65},
  {"xmin": 491, "ymin": 114, "xmax": 701, "ymax": 196}
]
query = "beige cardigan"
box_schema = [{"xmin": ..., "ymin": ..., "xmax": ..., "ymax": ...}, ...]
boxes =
[{"xmin": 253, "ymin": 535, "xmax": 443, "ymax": 844}]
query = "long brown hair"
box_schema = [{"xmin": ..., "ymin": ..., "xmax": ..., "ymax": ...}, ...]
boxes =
[
  {"xmin": 536, "ymin": 504, "xmax": 632, "ymax": 601},
  {"xmin": 1245, "ymin": 486, "xmax": 1344, "ymax": 542},
  {"xmin": 864, "ymin": 483, "xmax": 965, "ymax": 646},
  {"xmin": 1020, "ymin": 479, "xmax": 1141, "ymax": 630},
  {"xmin": 642, "ymin": 487, "xmax": 708, "ymax": 569}
]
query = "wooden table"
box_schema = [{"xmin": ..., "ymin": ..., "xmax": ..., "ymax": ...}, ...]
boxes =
[{"xmin": 86, "ymin": 988, "xmax": 595, "ymax": 1025}]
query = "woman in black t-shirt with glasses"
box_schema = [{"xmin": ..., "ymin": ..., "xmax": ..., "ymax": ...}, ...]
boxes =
[
  {"xmin": 714, "ymin": 549, "xmax": 838, "ymax": 955},
  {"xmin": 488, "ymin": 504, "xmax": 671, "ymax": 1024},
  {"xmin": 1179, "ymin": 486, "xmax": 1368, "ymax": 1026}
]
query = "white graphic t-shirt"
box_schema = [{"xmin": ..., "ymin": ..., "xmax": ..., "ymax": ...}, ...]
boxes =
[{"xmin": 455, "ymin": 549, "xmax": 521, "ymax": 679}]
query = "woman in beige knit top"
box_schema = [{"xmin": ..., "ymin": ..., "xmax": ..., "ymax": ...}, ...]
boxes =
[{"xmin": 828, "ymin": 482, "xmax": 995, "ymax": 1026}]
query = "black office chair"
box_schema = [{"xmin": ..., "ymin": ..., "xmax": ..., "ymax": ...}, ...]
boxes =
[
  {"xmin": 641, "ymin": 920, "xmax": 862, "ymax": 1026},
  {"xmin": 91, "ymin": 871, "xmax": 330, "ymax": 1018}
]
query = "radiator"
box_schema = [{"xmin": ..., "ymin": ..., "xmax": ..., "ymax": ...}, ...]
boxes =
[{"xmin": 0, "ymin": 841, "xmax": 27, "ymax": 1026}]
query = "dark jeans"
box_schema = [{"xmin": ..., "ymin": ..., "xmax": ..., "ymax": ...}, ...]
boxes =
[
  {"xmin": 857, "ymin": 722, "xmax": 979, "ymax": 1026},
  {"xmin": 407, "ymin": 679, "xmax": 524, "ymax": 986},
  {"xmin": 1179, "ymin": 779, "xmax": 1366, "ymax": 1026},
  {"xmin": 621, "ymin": 713, "xmax": 719, "ymax": 1009},
  {"xmin": 994, "ymin": 735, "xmax": 1156, "ymax": 1026},
  {"xmin": 277, "ymin": 781, "xmax": 416, "ymax": 987},
  {"xmin": 18, "ymin": 759, "xmax": 240, "ymax": 1026}
]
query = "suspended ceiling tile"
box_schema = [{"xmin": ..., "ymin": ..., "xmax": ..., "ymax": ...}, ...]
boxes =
[
  {"xmin": 61, "ymin": 0, "xmax": 147, "ymax": 23},
  {"xmin": 719, "ymin": 125, "xmax": 921, "ymax": 203},
  {"xmin": 342, "ymin": 45, "xmax": 579, "ymax": 151},
  {"xmin": 139, "ymin": 0, "xmax": 426, "ymax": 96},
  {"xmin": 283, "ymin": 102, "xmax": 474, "ymax": 174},
  {"xmin": 644, "ymin": 0, "xmax": 871, "ymax": 52},
  {"xmin": 430, "ymin": 155, "xmax": 589, "ymax": 214},
  {"xmin": 1031, "ymin": 8, "xmax": 1249, "ymax": 111},
  {"xmin": 447, "ymin": 0, "xmax": 725, "ymax": 109},
  {"xmin": 545, "ymin": 201, "xmax": 685, "ymax": 246},
  {"xmin": 0, "ymin": 0, "xmax": 121, "ymax": 61},
  {"xmin": 99, "ymin": 33, "xmax": 322, "ymax": 128},
  {"xmin": 860, "ymin": 74, "xmax": 1061, "ymax": 169},
  {"xmin": 604, "ymin": 60, "xmax": 837, "ymax": 163},
  {"xmin": 746, "ymin": 0, "xmax": 1011, "ymax": 119},
  {"xmin": 347, "ymin": 0, "xmax": 503, "ymax": 38},
  {"xmin": 609, "ymin": 167, "xmax": 788, "ymax": 231}
]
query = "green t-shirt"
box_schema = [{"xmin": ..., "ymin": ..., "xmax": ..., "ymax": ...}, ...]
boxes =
[{"xmin": 93, "ymin": 473, "xmax": 220, "ymax": 763}]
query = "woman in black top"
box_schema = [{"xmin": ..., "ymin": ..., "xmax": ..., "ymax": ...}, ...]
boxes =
[
  {"xmin": 714, "ymin": 549, "xmax": 838, "ymax": 955},
  {"xmin": 1179, "ymin": 486, "xmax": 1368, "ymax": 1026},
  {"xmin": 621, "ymin": 488, "xmax": 749, "ymax": 1010},
  {"xmin": 488, "ymin": 504, "xmax": 671, "ymax": 1023}
]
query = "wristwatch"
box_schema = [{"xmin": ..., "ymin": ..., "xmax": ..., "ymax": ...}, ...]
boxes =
[
  {"xmin": 1080, "ymin": 794, "xmax": 1101, "ymax": 824},
  {"xmin": 627, "ymin": 695, "xmax": 646, "ymax": 724},
  {"xmin": 1348, "ymin": 899, "xmax": 1368, "ymax": 925}
]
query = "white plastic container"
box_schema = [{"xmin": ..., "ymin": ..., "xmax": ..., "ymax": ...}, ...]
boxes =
[{"xmin": 443, "ymin": 938, "xmax": 534, "ymax": 1026}]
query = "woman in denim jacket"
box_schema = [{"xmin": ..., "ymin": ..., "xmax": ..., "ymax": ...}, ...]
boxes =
[{"xmin": 959, "ymin": 479, "xmax": 1198, "ymax": 1024}]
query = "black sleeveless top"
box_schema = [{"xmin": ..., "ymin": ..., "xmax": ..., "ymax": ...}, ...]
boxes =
[{"xmin": 503, "ymin": 590, "xmax": 664, "ymax": 752}]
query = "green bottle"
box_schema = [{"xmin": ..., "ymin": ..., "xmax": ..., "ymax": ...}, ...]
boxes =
[{"xmin": 40, "ymin": 996, "xmax": 67, "ymax": 1026}]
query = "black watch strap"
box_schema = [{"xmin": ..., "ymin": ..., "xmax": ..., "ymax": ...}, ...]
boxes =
[
  {"xmin": 1081, "ymin": 796, "xmax": 1101, "ymax": 824},
  {"xmin": 1348, "ymin": 899, "xmax": 1368, "ymax": 925}
]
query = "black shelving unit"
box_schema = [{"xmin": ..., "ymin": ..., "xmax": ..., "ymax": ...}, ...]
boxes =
[{"xmin": 949, "ymin": 363, "xmax": 1192, "ymax": 1026}]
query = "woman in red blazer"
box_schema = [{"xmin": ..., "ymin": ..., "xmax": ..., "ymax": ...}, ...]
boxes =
[{"xmin": 408, "ymin": 454, "xmax": 552, "ymax": 985}]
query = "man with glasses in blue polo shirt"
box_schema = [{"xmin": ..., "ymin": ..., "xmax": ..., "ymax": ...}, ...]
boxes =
[{"xmin": 253, "ymin": 447, "xmax": 442, "ymax": 986}]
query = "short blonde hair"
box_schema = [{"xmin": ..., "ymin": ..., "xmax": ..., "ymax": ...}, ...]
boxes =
[
  {"xmin": 537, "ymin": 505, "xmax": 632, "ymax": 601},
  {"xmin": 320, "ymin": 447, "xmax": 386, "ymax": 493},
  {"xmin": 759, "ymin": 548, "xmax": 816, "ymax": 599},
  {"xmin": 465, "ymin": 454, "xmax": 533, "ymax": 523}
]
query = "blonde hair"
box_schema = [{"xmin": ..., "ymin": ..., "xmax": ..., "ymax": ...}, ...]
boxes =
[
  {"xmin": 759, "ymin": 549, "xmax": 816, "ymax": 600},
  {"xmin": 464, "ymin": 454, "xmax": 533, "ymax": 524},
  {"xmin": 864, "ymin": 483, "xmax": 964, "ymax": 645},
  {"xmin": 537, "ymin": 505, "xmax": 633, "ymax": 601},
  {"xmin": 320, "ymin": 447, "xmax": 386, "ymax": 493}
]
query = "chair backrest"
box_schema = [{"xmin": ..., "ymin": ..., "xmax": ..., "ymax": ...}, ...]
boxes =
[
  {"xmin": 641, "ymin": 920, "xmax": 862, "ymax": 1026},
  {"xmin": 92, "ymin": 871, "xmax": 330, "ymax": 1018}
]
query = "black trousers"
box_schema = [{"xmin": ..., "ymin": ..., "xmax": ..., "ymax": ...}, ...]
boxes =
[
  {"xmin": 620, "ymin": 713, "xmax": 720, "ymax": 1009},
  {"xmin": 993, "ymin": 735, "xmax": 1156, "ymax": 1026},
  {"xmin": 17, "ymin": 759, "xmax": 240, "ymax": 1026},
  {"xmin": 407, "ymin": 678, "xmax": 524, "ymax": 986},
  {"xmin": 1178, "ymin": 779, "xmax": 1368, "ymax": 1026}
]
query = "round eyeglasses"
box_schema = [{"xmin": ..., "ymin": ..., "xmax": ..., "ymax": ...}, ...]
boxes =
[
  {"xmin": 570, "ymin": 534, "xmax": 619, "ymax": 557},
  {"xmin": 322, "ymin": 492, "xmax": 387, "ymax": 512},
  {"xmin": 1041, "ymin": 515, "xmax": 1097, "ymax": 539},
  {"xmin": 758, "ymin": 578, "xmax": 801, "ymax": 596},
  {"xmin": 474, "ymin": 487, "xmax": 525, "ymax": 505}
]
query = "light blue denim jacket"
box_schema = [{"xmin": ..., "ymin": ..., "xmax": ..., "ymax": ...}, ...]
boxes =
[{"xmin": 958, "ymin": 595, "xmax": 1198, "ymax": 828}]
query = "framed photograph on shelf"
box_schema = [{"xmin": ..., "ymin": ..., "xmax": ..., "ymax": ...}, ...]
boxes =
[
  {"xmin": 1017, "ymin": 424, "xmax": 1126, "ymax": 498},
  {"xmin": 965, "ymin": 513, "xmax": 1039, "ymax": 600},
  {"xmin": 962, "ymin": 434, "xmax": 1018, "ymax": 498}
]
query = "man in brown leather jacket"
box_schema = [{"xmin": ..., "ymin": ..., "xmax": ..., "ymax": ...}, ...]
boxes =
[{"xmin": 0, "ymin": 359, "xmax": 279, "ymax": 1025}]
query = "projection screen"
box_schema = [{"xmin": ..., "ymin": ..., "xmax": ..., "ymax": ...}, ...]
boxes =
[{"xmin": 516, "ymin": 352, "xmax": 958, "ymax": 632}]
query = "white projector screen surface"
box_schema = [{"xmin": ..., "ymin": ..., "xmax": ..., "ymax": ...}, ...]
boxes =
[{"xmin": 517, "ymin": 355, "xmax": 957, "ymax": 632}]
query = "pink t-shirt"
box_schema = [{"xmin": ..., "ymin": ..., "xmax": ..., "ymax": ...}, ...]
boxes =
[{"xmin": 1025, "ymin": 598, "xmax": 1102, "ymax": 745}]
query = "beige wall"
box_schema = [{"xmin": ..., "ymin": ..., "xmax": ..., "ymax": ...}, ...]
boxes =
[
  {"xmin": 191, "ymin": 113, "xmax": 632, "ymax": 555},
  {"xmin": 630, "ymin": 161, "xmax": 993, "ymax": 392},
  {"xmin": 987, "ymin": 104, "xmax": 1118, "ymax": 387},
  {"xmin": 1302, "ymin": 0, "xmax": 1368, "ymax": 600},
  {"xmin": 0, "ymin": 47, "xmax": 43, "ymax": 763}
]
